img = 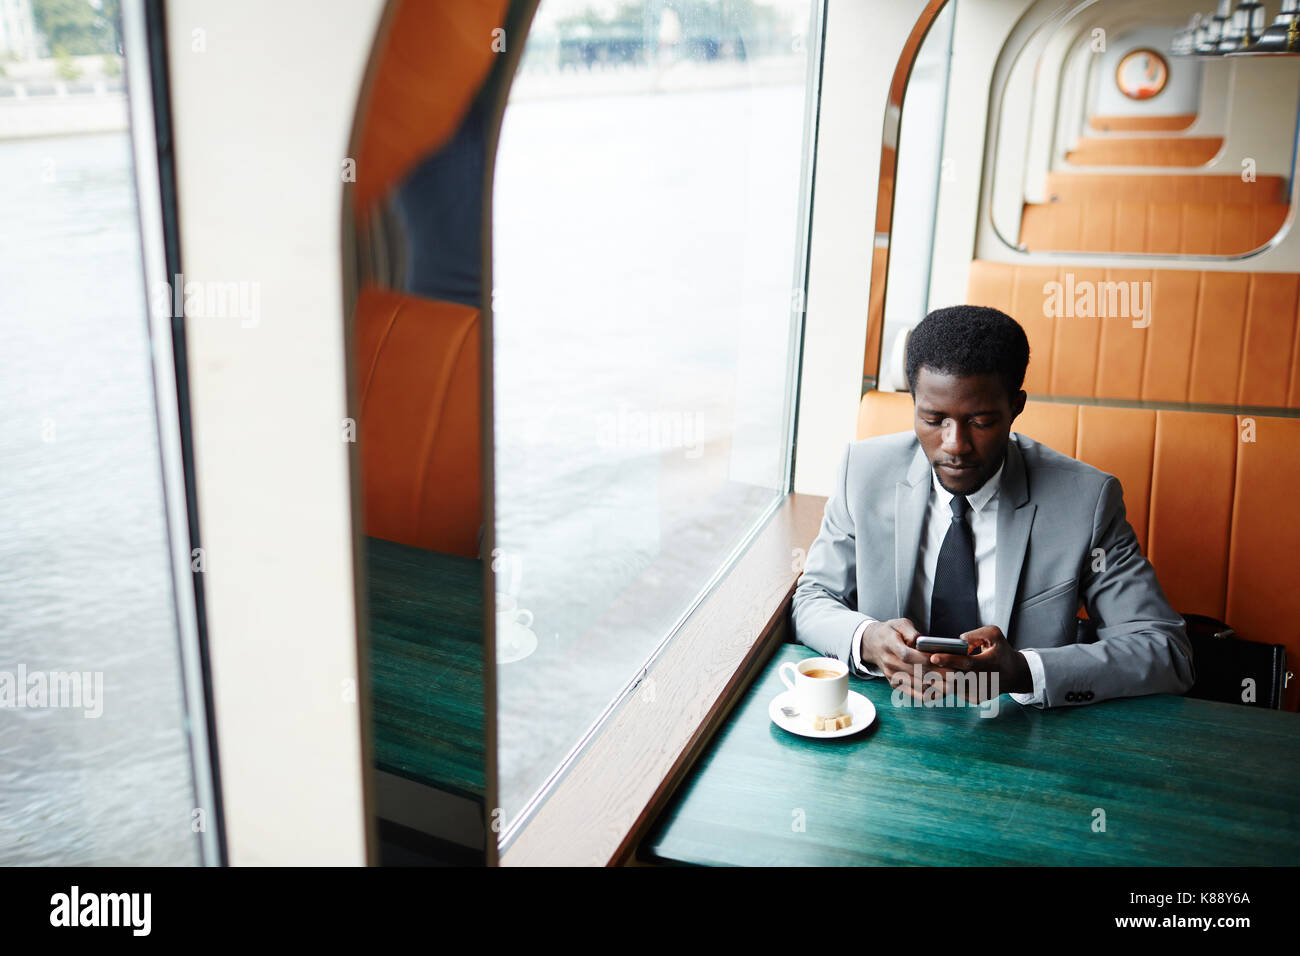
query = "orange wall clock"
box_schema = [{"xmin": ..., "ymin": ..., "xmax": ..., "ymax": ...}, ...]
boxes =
[{"xmin": 1116, "ymin": 48, "xmax": 1169, "ymax": 100}]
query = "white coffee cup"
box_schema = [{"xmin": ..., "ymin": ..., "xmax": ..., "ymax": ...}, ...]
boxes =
[{"xmin": 779, "ymin": 656, "xmax": 849, "ymax": 718}]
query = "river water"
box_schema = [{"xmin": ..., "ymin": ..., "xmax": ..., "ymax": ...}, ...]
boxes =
[
  {"xmin": 0, "ymin": 132, "xmax": 201, "ymax": 865},
  {"xmin": 493, "ymin": 75, "xmax": 808, "ymax": 826}
]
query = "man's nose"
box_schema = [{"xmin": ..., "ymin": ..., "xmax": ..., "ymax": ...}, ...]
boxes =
[{"xmin": 941, "ymin": 420, "xmax": 972, "ymax": 455}]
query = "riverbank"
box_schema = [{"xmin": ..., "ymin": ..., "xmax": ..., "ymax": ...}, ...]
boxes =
[{"xmin": 0, "ymin": 91, "xmax": 127, "ymax": 140}]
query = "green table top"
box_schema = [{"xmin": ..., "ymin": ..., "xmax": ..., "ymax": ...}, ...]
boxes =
[
  {"xmin": 365, "ymin": 536, "xmax": 484, "ymax": 801},
  {"xmin": 644, "ymin": 644, "xmax": 1300, "ymax": 866}
]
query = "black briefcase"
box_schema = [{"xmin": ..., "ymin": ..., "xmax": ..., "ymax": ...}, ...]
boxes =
[
  {"xmin": 1074, "ymin": 613, "xmax": 1287, "ymax": 708},
  {"xmin": 1182, "ymin": 614, "xmax": 1287, "ymax": 709}
]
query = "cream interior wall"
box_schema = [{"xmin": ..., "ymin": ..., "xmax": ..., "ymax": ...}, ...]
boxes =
[
  {"xmin": 164, "ymin": 0, "xmax": 386, "ymax": 865},
  {"xmin": 793, "ymin": 0, "xmax": 933, "ymax": 496}
]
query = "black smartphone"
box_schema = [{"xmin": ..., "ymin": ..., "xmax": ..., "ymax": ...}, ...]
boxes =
[{"xmin": 915, "ymin": 636, "xmax": 971, "ymax": 655}]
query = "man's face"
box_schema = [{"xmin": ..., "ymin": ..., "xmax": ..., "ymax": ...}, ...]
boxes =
[{"xmin": 912, "ymin": 367, "xmax": 1026, "ymax": 496}]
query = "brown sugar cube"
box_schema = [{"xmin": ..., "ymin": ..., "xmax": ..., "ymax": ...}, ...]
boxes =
[
  {"xmin": 812, "ymin": 715, "xmax": 828, "ymax": 731},
  {"xmin": 836, "ymin": 714, "xmax": 852, "ymax": 730}
]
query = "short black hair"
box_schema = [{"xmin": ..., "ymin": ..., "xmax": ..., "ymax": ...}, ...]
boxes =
[{"xmin": 904, "ymin": 305, "xmax": 1030, "ymax": 399}]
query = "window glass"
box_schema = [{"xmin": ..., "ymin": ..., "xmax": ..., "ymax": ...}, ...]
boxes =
[
  {"xmin": 0, "ymin": 37, "xmax": 203, "ymax": 863},
  {"xmin": 493, "ymin": 0, "xmax": 818, "ymax": 831}
]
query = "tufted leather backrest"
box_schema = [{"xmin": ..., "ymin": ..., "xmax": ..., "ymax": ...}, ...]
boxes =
[
  {"xmin": 856, "ymin": 388, "xmax": 1300, "ymax": 710},
  {"xmin": 1065, "ymin": 136, "xmax": 1223, "ymax": 166},
  {"xmin": 1019, "ymin": 201, "xmax": 1288, "ymax": 255},
  {"xmin": 354, "ymin": 285, "xmax": 482, "ymax": 557},
  {"xmin": 1043, "ymin": 172, "xmax": 1285, "ymax": 205},
  {"xmin": 1087, "ymin": 114, "xmax": 1195, "ymax": 132},
  {"xmin": 965, "ymin": 259, "xmax": 1300, "ymax": 408}
]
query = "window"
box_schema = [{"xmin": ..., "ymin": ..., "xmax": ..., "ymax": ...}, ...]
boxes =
[
  {"xmin": 492, "ymin": 0, "xmax": 819, "ymax": 835},
  {"xmin": 0, "ymin": 9, "xmax": 212, "ymax": 864}
]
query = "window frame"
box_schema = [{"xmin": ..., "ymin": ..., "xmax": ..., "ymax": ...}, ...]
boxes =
[
  {"xmin": 122, "ymin": 0, "xmax": 224, "ymax": 867},
  {"xmin": 160, "ymin": 0, "xmax": 383, "ymax": 865}
]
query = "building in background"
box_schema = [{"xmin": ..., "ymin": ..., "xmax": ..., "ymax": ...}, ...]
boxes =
[{"xmin": 0, "ymin": 0, "xmax": 40, "ymax": 62}]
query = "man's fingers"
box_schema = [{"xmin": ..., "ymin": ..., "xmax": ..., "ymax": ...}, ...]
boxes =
[
  {"xmin": 882, "ymin": 659, "xmax": 917, "ymax": 685},
  {"xmin": 890, "ymin": 641, "xmax": 965, "ymax": 674},
  {"xmin": 953, "ymin": 651, "xmax": 997, "ymax": 673},
  {"xmin": 892, "ymin": 618, "xmax": 921, "ymax": 643},
  {"xmin": 884, "ymin": 657, "xmax": 967, "ymax": 701},
  {"xmin": 894, "ymin": 641, "xmax": 932, "ymax": 666},
  {"xmin": 961, "ymin": 625, "xmax": 1003, "ymax": 648},
  {"xmin": 877, "ymin": 652, "xmax": 908, "ymax": 677},
  {"xmin": 927, "ymin": 652, "xmax": 974, "ymax": 669},
  {"xmin": 887, "ymin": 671, "xmax": 926, "ymax": 704}
]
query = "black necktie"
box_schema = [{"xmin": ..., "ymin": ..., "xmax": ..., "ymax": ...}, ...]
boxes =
[{"xmin": 929, "ymin": 494, "xmax": 980, "ymax": 639}]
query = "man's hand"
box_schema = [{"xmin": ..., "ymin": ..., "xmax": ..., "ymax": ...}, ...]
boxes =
[
  {"xmin": 860, "ymin": 618, "xmax": 960, "ymax": 703},
  {"xmin": 924, "ymin": 625, "xmax": 1033, "ymax": 699}
]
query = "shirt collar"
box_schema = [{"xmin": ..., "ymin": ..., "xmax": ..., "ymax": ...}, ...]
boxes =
[{"xmin": 930, "ymin": 458, "xmax": 1005, "ymax": 515}]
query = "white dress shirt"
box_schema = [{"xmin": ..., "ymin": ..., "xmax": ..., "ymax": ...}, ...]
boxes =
[{"xmin": 850, "ymin": 460, "xmax": 1046, "ymax": 706}]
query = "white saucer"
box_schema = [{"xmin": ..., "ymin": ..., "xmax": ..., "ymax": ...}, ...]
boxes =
[
  {"xmin": 769, "ymin": 689, "xmax": 876, "ymax": 739},
  {"xmin": 497, "ymin": 623, "xmax": 538, "ymax": 664}
]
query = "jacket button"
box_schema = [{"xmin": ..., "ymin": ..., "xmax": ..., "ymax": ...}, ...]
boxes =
[
  {"xmin": 1084, "ymin": 691, "xmax": 1094, "ymax": 700},
  {"xmin": 1065, "ymin": 692, "xmax": 1076, "ymax": 702}
]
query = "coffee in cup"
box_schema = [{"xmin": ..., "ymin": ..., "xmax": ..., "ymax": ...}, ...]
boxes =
[
  {"xmin": 779, "ymin": 656, "xmax": 849, "ymax": 718},
  {"xmin": 802, "ymin": 668, "xmax": 841, "ymax": 680}
]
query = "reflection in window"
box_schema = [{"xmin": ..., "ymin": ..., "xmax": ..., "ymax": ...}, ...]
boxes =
[
  {"xmin": 493, "ymin": 0, "xmax": 817, "ymax": 831},
  {"xmin": 0, "ymin": 67, "xmax": 202, "ymax": 859},
  {"xmin": 878, "ymin": 1, "xmax": 954, "ymax": 391},
  {"xmin": 996, "ymin": 20, "xmax": 1295, "ymax": 256}
]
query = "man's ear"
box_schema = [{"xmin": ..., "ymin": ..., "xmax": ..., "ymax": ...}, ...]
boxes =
[{"xmin": 1009, "ymin": 389, "xmax": 1027, "ymax": 422}]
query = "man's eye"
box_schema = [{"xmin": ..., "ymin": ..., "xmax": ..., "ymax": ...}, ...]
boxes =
[
  {"xmin": 923, "ymin": 419, "xmax": 942, "ymax": 427},
  {"xmin": 971, "ymin": 419, "xmax": 997, "ymax": 429}
]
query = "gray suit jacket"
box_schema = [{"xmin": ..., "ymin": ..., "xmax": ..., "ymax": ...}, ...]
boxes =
[{"xmin": 791, "ymin": 431, "xmax": 1195, "ymax": 706}]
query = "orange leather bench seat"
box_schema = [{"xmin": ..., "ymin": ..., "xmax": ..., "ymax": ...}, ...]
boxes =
[
  {"xmin": 966, "ymin": 260, "xmax": 1300, "ymax": 407},
  {"xmin": 856, "ymin": 389, "xmax": 1300, "ymax": 710},
  {"xmin": 355, "ymin": 285, "xmax": 482, "ymax": 557},
  {"xmin": 1019, "ymin": 201, "xmax": 1288, "ymax": 255},
  {"xmin": 1043, "ymin": 172, "xmax": 1285, "ymax": 205},
  {"xmin": 1087, "ymin": 114, "xmax": 1196, "ymax": 133},
  {"xmin": 1065, "ymin": 136, "xmax": 1223, "ymax": 166}
]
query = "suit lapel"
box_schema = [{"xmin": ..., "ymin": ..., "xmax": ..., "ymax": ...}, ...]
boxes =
[
  {"xmin": 994, "ymin": 438, "xmax": 1036, "ymax": 638},
  {"xmin": 894, "ymin": 444, "xmax": 931, "ymax": 620}
]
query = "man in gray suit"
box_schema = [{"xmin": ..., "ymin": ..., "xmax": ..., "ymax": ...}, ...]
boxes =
[{"xmin": 792, "ymin": 306, "xmax": 1194, "ymax": 708}]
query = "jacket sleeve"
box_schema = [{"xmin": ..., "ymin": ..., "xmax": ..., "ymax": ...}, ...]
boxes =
[
  {"xmin": 791, "ymin": 443, "xmax": 877, "ymax": 677},
  {"xmin": 1033, "ymin": 475, "xmax": 1195, "ymax": 706}
]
